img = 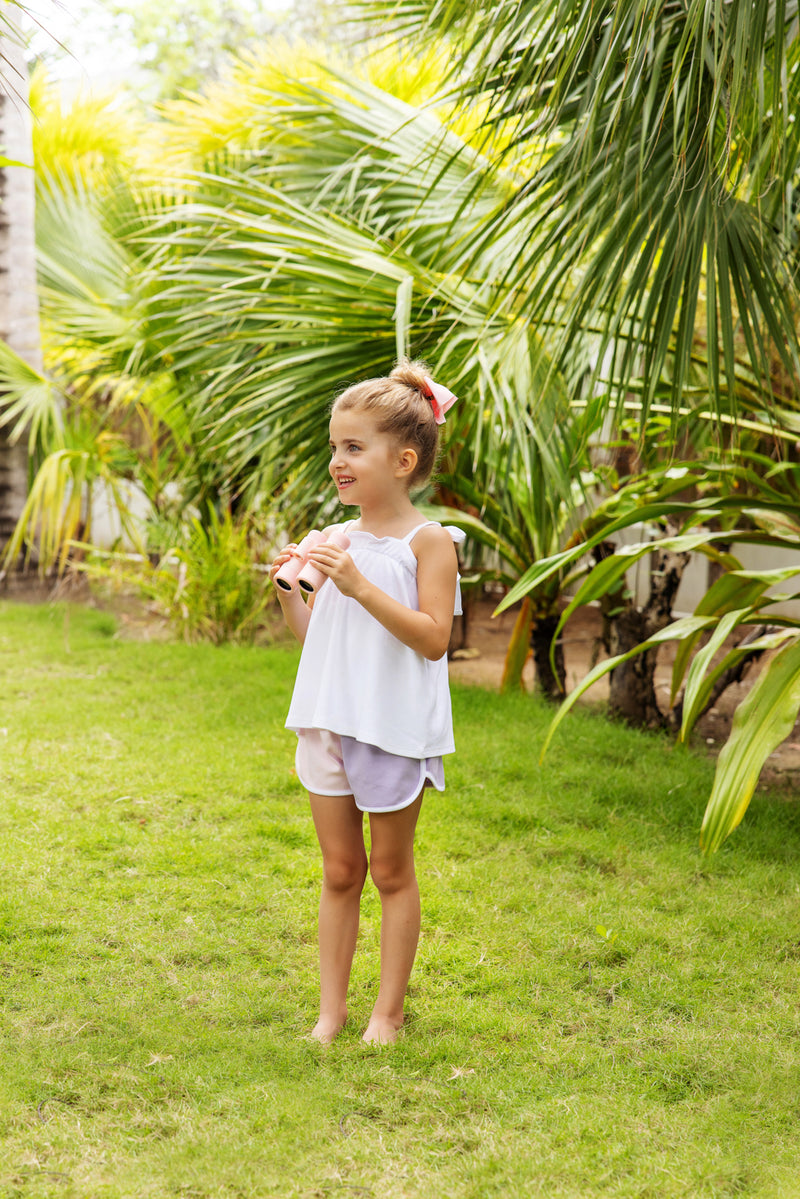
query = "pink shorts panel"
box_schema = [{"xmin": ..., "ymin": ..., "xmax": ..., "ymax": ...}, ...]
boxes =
[
  {"xmin": 294, "ymin": 728, "xmax": 444, "ymax": 813},
  {"xmin": 295, "ymin": 728, "xmax": 351, "ymax": 797}
]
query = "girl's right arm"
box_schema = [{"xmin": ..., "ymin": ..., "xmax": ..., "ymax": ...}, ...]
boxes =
[{"xmin": 269, "ymin": 545, "xmax": 312, "ymax": 644}]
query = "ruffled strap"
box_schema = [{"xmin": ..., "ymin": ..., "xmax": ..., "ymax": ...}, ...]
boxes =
[{"xmin": 404, "ymin": 520, "xmax": 467, "ymax": 546}]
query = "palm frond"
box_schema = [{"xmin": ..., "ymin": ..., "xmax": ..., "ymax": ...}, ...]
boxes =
[
  {"xmin": 0, "ymin": 340, "xmax": 64, "ymax": 458},
  {"xmin": 348, "ymin": 1, "xmax": 800, "ymax": 423},
  {"xmin": 30, "ymin": 66, "xmax": 145, "ymax": 188}
]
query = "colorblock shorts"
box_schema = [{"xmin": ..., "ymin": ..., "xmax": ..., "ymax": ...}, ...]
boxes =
[{"xmin": 295, "ymin": 728, "xmax": 444, "ymax": 814}]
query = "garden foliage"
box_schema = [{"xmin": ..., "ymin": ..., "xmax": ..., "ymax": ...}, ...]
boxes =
[{"xmin": 2, "ymin": 4, "xmax": 800, "ymax": 850}]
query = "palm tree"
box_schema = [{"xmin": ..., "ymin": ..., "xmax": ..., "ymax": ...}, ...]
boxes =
[
  {"xmin": 0, "ymin": 7, "xmax": 42, "ymax": 555},
  {"xmin": 348, "ymin": 0, "xmax": 800, "ymax": 425},
  {"xmin": 10, "ymin": 47, "xmax": 565, "ymax": 531},
  {"xmin": 5, "ymin": 42, "xmax": 616, "ymax": 694}
]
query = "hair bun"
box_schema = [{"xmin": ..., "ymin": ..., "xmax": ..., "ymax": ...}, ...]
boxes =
[{"xmin": 389, "ymin": 357, "xmax": 431, "ymax": 395}]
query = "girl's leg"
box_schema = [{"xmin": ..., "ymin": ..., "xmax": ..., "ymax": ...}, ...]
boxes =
[
  {"xmin": 363, "ymin": 791, "xmax": 424, "ymax": 1045},
  {"xmin": 308, "ymin": 792, "xmax": 367, "ymax": 1044}
]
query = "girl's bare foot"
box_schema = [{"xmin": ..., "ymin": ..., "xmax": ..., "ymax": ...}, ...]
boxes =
[
  {"xmin": 362, "ymin": 1015, "xmax": 403, "ymax": 1045},
  {"xmin": 310, "ymin": 1011, "xmax": 347, "ymax": 1045}
]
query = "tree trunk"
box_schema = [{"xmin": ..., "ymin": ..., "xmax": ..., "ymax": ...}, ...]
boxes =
[
  {"xmin": 530, "ymin": 610, "xmax": 566, "ymax": 702},
  {"xmin": 604, "ymin": 539, "xmax": 690, "ymax": 729},
  {"xmin": 0, "ymin": 9, "xmax": 42, "ymax": 551},
  {"xmin": 605, "ymin": 604, "xmax": 665, "ymax": 727}
]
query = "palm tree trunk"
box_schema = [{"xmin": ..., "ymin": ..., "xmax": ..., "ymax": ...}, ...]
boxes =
[
  {"xmin": 501, "ymin": 597, "xmax": 567, "ymax": 700},
  {"xmin": 0, "ymin": 7, "xmax": 42, "ymax": 550},
  {"xmin": 605, "ymin": 606, "xmax": 665, "ymax": 728},
  {"xmin": 603, "ymin": 541, "xmax": 690, "ymax": 729},
  {"xmin": 530, "ymin": 610, "xmax": 566, "ymax": 702}
]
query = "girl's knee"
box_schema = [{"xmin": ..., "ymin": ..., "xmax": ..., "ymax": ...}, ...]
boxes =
[
  {"xmin": 323, "ymin": 854, "xmax": 367, "ymax": 894},
  {"xmin": 369, "ymin": 852, "xmax": 415, "ymax": 896}
]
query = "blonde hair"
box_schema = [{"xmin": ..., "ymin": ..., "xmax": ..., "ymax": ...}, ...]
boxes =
[{"xmin": 331, "ymin": 359, "xmax": 441, "ymax": 488}]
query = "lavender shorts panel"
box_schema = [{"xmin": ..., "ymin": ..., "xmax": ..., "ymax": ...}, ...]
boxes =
[{"xmin": 295, "ymin": 728, "xmax": 443, "ymax": 813}]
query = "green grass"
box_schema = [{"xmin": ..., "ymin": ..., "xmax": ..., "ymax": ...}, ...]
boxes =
[{"xmin": 1, "ymin": 600, "xmax": 800, "ymax": 1198}]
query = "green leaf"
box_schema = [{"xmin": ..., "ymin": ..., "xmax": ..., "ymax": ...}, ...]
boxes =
[
  {"xmin": 540, "ymin": 615, "xmax": 715, "ymax": 763},
  {"xmin": 681, "ymin": 625, "xmax": 799, "ymax": 742},
  {"xmin": 495, "ymin": 497, "xmax": 729, "ymax": 616},
  {"xmin": 700, "ymin": 637, "xmax": 800, "ymax": 854},
  {"xmin": 0, "ymin": 340, "xmax": 65, "ymax": 455},
  {"xmin": 548, "ymin": 529, "xmax": 720, "ymax": 669},
  {"xmin": 671, "ymin": 571, "xmax": 776, "ymax": 696},
  {"xmin": 394, "ymin": 275, "xmax": 413, "ymax": 362},
  {"xmin": 678, "ymin": 608, "xmax": 750, "ymax": 736}
]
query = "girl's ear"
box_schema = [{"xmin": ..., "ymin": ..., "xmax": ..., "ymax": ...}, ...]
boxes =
[{"xmin": 395, "ymin": 446, "xmax": 418, "ymax": 479}]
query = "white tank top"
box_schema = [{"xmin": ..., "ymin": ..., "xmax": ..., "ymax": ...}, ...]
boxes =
[{"xmin": 285, "ymin": 521, "xmax": 464, "ymax": 758}]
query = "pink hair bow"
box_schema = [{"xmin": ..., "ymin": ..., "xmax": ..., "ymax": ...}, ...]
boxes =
[{"xmin": 422, "ymin": 375, "xmax": 458, "ymax": 425}]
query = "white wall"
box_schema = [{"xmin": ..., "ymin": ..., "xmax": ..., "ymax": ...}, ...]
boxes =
[{"xmin": 90, "ymin": 480, "xmax": 151, "ymax": 550}]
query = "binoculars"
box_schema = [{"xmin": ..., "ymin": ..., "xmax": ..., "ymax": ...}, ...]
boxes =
[{"xmin": 274, "ymin": 529, "xmax": 351, "ymax": 594}]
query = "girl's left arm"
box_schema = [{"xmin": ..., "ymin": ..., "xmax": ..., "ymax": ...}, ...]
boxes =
[{"xmin": 308, "ymin": 525, "xmax": 458, "ymax": 660}]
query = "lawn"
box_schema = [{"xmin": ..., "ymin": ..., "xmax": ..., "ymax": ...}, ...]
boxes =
[{"xmin": 1, "ymin": 600, "xmax": 799, "ymax": 1198}]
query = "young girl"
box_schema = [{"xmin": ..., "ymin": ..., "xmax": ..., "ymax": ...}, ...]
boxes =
[{"xmin": 270, "ymin": 360, "xmax": 463, "ymax": 1046}]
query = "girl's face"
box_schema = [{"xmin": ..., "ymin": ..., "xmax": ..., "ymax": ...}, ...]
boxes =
[{"xmin": 328, "ymin": 408, "xmax": 410, "ymax": 507}]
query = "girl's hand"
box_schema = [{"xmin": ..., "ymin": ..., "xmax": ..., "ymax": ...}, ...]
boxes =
[
  {"xmin": 269, "ymin": 542, "xmax": 313, "ymax": 643},
  {"xmin": 268, "ymin": 543, "xmax": 299, "ymax": 586},
  {"xmin": 307, "ymin": 542, "xmax": 363, "ymax": 598}
]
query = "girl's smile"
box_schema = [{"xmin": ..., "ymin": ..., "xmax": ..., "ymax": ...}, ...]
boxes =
[{"xmin": 328, "ymin": 411, "xmax": 407, "ymax": 507}]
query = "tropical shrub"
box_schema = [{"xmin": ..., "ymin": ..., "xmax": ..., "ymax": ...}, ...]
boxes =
[
  {"xmin": 84, "ymin": 508, "xmax": 275, "ymax": 644},
  {"xmin": 8, "ymin": 48, "xmax": 582, "ymax": 572},
  {"xmin": 499, "ymin": 456, "xmax": 800, "ymax": 851}
]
